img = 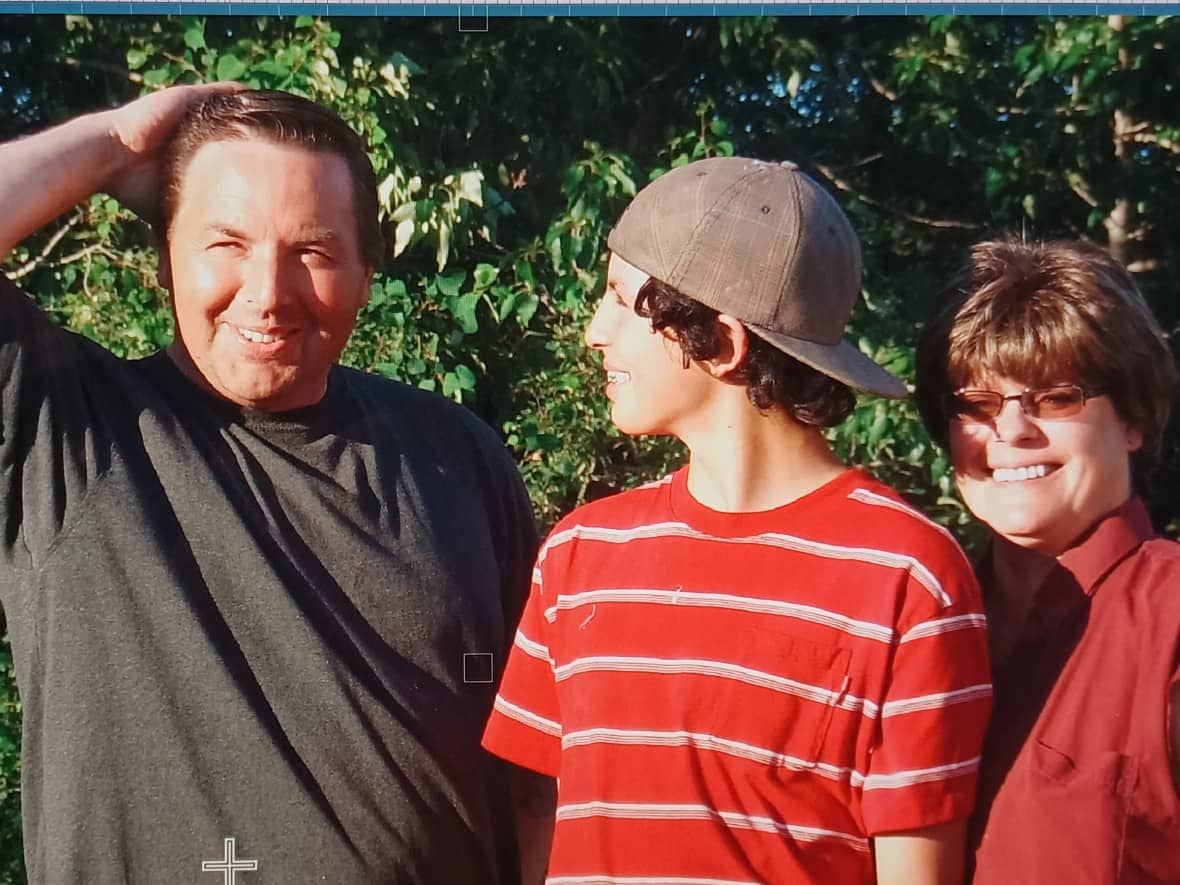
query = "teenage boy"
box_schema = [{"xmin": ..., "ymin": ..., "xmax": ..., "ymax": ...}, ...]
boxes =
[{"xmin": 483, "ymin": 157, "xmax": 992, "ymax": 884}]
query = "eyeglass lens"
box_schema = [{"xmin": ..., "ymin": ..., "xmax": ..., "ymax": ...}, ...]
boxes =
[{"xmin": 950, "ymin": 385, "xmax": 1088, "ymax": 421}]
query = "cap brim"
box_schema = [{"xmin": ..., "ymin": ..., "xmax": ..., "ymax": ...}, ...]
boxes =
[{"xmin": 745, "ymin": 325, "xmax": 908, "ymax": 399}]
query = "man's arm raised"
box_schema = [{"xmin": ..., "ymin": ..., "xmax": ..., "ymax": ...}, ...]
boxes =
[{"xmin": 0, "ymin": 82, "xmax": 241, "ymax": 261}]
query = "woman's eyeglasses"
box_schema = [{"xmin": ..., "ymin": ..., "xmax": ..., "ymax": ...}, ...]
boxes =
[{"xmin": 943, "ymin": 384, "xmax": 1104, "ymax": 423}]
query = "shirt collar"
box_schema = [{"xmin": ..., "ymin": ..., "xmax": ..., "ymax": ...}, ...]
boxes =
[
  {"xmin": 1055, "ymin": 496, "xmax": 1155, "ymax": 597},
  {"xmin": 982, "ymin": 497, "xmax": 1156, "ymax": 635}
]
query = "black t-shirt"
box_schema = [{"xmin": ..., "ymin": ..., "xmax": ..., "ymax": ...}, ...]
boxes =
[{"xmin": 0, "ymin": 275, "xmax": 538, "ymax": 883}]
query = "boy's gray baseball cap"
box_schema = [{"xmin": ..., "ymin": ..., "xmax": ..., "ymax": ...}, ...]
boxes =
[{"xmin": 606, "ymin": 156, "xmax": 907, "ymax": 399}]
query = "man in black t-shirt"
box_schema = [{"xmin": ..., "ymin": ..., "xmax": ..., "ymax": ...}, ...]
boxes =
[{"xmin": 0, "ymin": 85, "xmax": 552, "ymax": 883}]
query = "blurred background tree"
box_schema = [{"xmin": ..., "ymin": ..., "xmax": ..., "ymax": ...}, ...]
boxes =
[{"xmin": 0, "ymin": 14, "xmax": 1177, "ymax": 878}]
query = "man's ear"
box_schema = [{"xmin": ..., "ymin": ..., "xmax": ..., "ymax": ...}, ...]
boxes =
[
  {"xmin": 707, "ymin": 314, "xmax": 750, "ymax": 380},
  {"xmin": 361, "ymin": 269, "xmax": 374, "ymax": 308}
]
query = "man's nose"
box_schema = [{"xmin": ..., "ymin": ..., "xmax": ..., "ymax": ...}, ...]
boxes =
[{"xmin": 241, "ymin": 250, "xmax": 289, "ymax": 312}]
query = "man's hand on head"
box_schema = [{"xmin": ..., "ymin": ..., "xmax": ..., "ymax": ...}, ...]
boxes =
[
  {"xmin": 102, "ymin": 81, "xmax": 245, "ymax": 223},
  {"xmin": 0, "ymin": 81, "xmax": 242, "ymax": 261}
]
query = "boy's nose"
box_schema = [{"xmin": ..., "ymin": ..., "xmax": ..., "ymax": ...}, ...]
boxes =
[{"xmin": 584, "ymin": 299, "xmax": 611, "ymax": 349}]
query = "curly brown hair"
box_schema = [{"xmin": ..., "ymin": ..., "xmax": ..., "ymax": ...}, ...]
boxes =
[{"xmin": 633, "ymin": 276, "xmax": 856, "ymax": 427}]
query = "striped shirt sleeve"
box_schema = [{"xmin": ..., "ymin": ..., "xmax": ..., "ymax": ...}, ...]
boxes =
[
  {"xmin": 482, "ymin": 552, "xmax": 563, "ymax": 777},
  {"xmin": 861, "ymin": 553, "xmax": 993, "ymax": 835}
]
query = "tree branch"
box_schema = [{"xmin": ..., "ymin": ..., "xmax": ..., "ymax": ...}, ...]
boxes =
[
  {"xmin": 1126, "ymin": 258, "xmax": 1159, "ymax": 274},
  {"xmin": 10, "ymin": 240, "xmax": 120, "ymax": 282},
  {"xmin": 1067, "ymin": 173, "xmax": 1100, "ymax": 209},
  {"xmin": 831, "ymin": 153, "xmax": 885, "ymax": 172},
  {"xmin": 867, "ymin": 76, "xmax": 897, "ymax": 102},
  {"xmin": 58, "ymin": 56, "xmax": 145, "ymax": 85},
  {"xmin": 813, "ymin": 163, "xmax": 981, "ymax": 230},
  {"xmin": 996, "ymin": 104, "xmax": 1093, "ymax": 116},
  {"xmin": 8, "ymin": 212, "xmax": 84, "ymax": 280},
  {"xmin": 1107, "ymin": 14, "xmax": 1133, "ymax": 267},
  {"xmin": 1124, "ymin": 129, "xmax": 1180, "ymax": 156}
]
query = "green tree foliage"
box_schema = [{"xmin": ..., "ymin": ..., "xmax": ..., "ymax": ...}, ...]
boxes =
[{"xmin": 0, "ymin": 15, "xmax": 1177, "ymax": 878}]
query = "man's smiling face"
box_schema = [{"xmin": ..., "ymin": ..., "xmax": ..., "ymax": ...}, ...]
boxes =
[{"xmin": 162, "ymin": 136, "xmax": 372, "ymax": 412}]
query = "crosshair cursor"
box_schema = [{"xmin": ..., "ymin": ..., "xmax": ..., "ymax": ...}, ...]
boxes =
[{"xmin": 201, "ymin": 836, "xmax": 258, "ymax": 884}]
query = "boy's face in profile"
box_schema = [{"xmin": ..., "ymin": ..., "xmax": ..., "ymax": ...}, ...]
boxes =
[{"xmin": 584, "ymin": 253, "xmax": 721, "ymax": 439}]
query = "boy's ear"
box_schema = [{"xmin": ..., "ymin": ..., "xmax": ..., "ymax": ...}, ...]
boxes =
[{"xmin": 708, "ymin": 314, "xmax": 750, "ymax": 379}]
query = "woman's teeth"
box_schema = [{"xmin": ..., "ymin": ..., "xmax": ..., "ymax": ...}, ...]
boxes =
[{"xmin": 993, "ymin": 464, "xmax": 1051, "ymax": 483}]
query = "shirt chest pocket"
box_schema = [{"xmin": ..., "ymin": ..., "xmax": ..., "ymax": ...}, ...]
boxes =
[
  {"xmin": 980, "ymin": 740, "xmax": 1138, "ymax": 885},
  {"xmin": 706, "ymin": 628, "xmax": 851, "ymax": 770}
]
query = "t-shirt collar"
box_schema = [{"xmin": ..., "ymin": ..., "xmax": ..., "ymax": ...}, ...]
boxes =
[
  {"xmin": 142, "ymin": 351, "xmax": 353, "ymax": 438},
  {"xmin": 668, "ymin": 464, "xmax": 863, "ymax": 537}
]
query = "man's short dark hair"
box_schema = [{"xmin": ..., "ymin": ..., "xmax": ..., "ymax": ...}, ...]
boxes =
[
  {"xmin": 160, "ymin": 89, "xmax": 384, "ymax": 268},
  {"xmin": 634, "ymin": 276, "xmax": 857, "ymax": 427}
]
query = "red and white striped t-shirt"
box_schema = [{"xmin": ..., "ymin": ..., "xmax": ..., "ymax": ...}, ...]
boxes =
[{"xmin": 484, "ymin": 467, "xmax": 992, "ymax": 884}]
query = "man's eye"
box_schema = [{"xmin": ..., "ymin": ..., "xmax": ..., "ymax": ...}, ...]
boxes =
[{"xmin": 300, "ymin": 247, "xmax": 335, "ymax": 263}]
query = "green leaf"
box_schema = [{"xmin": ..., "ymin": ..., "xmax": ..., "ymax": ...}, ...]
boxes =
[
  {"xmin": 458, "ymin": 170, "xmax": 483, "ymax": 206},
  {"xmin": 390, "ymin": 202, "xmax": 416, "ymax": 223},
  {"xmin": 183, "ymin": 24, "xmax": 206, "ymax": 51},
  {"xmin": 142, "ymin": 67, "xmax": 172, "ymax": 88},
  {"xmin": 451, "ymin": 292, "xmax": 480, "ymax": 335},
  {"xmin": 392, "ymin": 219, "xmax": 415, "ymax": 257},
  {"xmin": 473, "ymin": 263, "xmax": 499, "ymax": 289},
  {"xmin": 390, "ymin": 50, "xmax": 424, "ymax": 76},
  {"xmin": 514, "ymin": 260, "xmax": 536, "ymax": 287},
  {"xmin": 495, "ymin": 289, "xmax": 518, "ymax": 323},
  {"xmin": 436, "ymin": 222, "xmax": 451, "ymax": 271},
  {"xmin": 126, "ymin": 48, "xmax": 148, "ymax": 70},
  {"xmin": 436, "ymin": 271, "xmax": 465, "ymax": 298},
  {"xmin": 216, "ymin": 54, "xmax": 248, "ymax": 82},
  {"xmin": 786, "ymin": 69, "xmax": 802, "ymax": 98},
  {"xmin": 516, "ymin": 292, "xmax": 540, "ymax": 327},
  {"xmin": 455, "ymin": 364, "xmax": 477, "ymax": 390}
]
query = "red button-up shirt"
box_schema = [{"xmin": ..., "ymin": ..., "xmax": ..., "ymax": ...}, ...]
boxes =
[{"xmin": 971, "ymin": 498, "xmax": 1180, "ymax": 884}]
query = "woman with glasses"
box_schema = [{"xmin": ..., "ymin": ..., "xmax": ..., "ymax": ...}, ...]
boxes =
[{"xmin": 914, "ymin": 239, "xmax": 1180, "ymax": 884}]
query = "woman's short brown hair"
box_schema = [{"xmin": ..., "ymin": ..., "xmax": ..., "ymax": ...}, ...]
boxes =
[
  {"xmin": 915, "ymin": 238, "xmax": 1177, "ymax": 485},
  {"xmin": 159, "ymin": 89, "xmax": 383, "ymax": 269},
  {"xmin": 634, "ymin": 276, "xmax": 857, "ymax": 428}
]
